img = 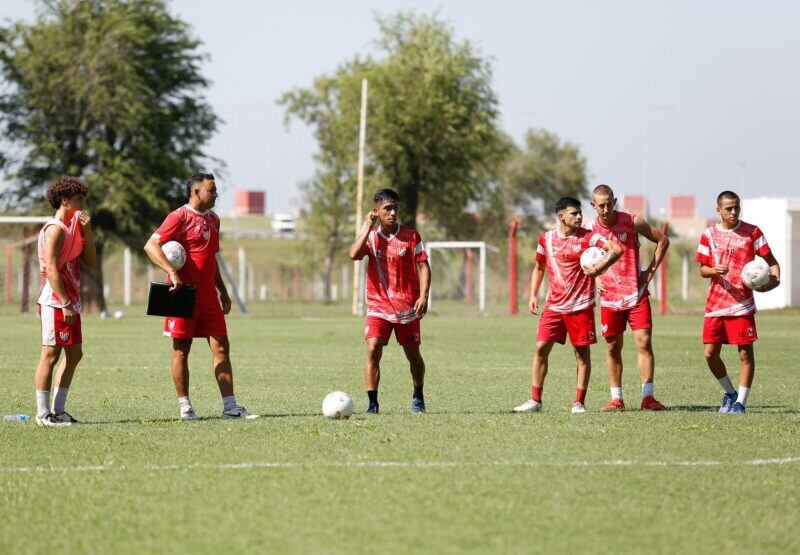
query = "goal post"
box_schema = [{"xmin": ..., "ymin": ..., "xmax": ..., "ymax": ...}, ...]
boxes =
[{"xmin": 426, "ymin": 241, "xmax": 486, "ymax": 312}]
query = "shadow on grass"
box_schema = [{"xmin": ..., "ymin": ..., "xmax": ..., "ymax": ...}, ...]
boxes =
[
  {"xmin": 83, "ymin": 412, "xmax": 321, "ymax": 425},
  {"xmin": 668, "ymin": 405, "xmax": 798, "ymax": 414}
]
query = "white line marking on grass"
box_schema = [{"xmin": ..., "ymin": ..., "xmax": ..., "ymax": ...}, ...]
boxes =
[{"xmin": 2, "ymin": 456, "xmax": 799, "ymax": 474}]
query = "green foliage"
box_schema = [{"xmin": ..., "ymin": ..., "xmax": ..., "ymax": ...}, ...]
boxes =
[{"xmin": 0, "ymin": 0, "xmax": 217, "ymax": 307}]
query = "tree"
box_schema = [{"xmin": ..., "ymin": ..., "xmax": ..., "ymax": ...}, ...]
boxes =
[
  {"xmin": 368, "ymin": 12, "xmax": 506, "ymax": 234},
  {"xmin": 0, "ymin": 0, "xmax": 217, "ymax": 312},
  {"xmin": 278, "ymin": 60, "xmax": 378, "ymax": 302},
  {"xmin": 488, "ymin": 128, "xmax": 589, "ymax": 234}
]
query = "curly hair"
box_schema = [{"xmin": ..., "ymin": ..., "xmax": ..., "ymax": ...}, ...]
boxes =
[{"xmin": 46, "ymin": 176, "xmax": 88, "ymax": 209}]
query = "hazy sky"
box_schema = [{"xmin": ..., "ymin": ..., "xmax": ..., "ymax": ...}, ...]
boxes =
[{"xmin": 3, "ymin": 0, "xmax": 799, "ymax": 218}]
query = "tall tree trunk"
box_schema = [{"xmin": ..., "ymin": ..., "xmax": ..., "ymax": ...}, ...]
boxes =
[
  {"xmin": 81, "ymin": 241, "xmax": 107, "ymax": 314},
  {"xmin": 402, "ymin": 172, "xmax": 420, "ymax": 230},
  {"xmin": 322, "ymin": 226, "xmax": 339, "ymax": 303}
]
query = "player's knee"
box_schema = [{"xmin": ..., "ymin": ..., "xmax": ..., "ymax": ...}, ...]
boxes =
[
  {"xmin": 367, "ymin": 341, "xmax": 383, "ymax": 358},
  {"xmin": 68, "ymin": 346, "xmax": 83, "ymax": 363},
  {"xmin": 704, "ymin": 346, "xmax": 719, "ymax": 361},
  {"xmin": 40, "ymin": 349, "xmax": 59, "ymax": 366},
  {"xmin": 606, "ymin": 339, "xmax": 623, "ymax": 355}
]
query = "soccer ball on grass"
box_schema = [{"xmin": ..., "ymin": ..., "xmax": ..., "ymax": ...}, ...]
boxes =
[{"xmin": 322, "ymin": 391, "xmax": 353, "ymax": 420}]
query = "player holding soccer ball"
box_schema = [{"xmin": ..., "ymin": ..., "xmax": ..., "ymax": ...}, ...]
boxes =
[
  {"xmin": 696, "ymin": 191, "xmax": 780, "ymax": 414},
  {"xmin": 586, "ymin": 184, "xmax": 670, "ymax": 411},
  {"xmin": 349, "ymin": 189, "xmax": 431, "ymax": 414},
  {"xmin": 514, "ymin": 197, "xmax": 622, "ymax": 414},
  {"xmin": 144, "ymin": 173, "xmax": 257, "ymax": 420},
  {"xmin": 33, "ymin": 177, "xmax": 96, "ymax": 426}
]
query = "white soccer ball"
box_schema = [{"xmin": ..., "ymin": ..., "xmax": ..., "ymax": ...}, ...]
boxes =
[
  {"xmin": 113, "ymin": 310, "xmax": 124, "ymax": 319},
  {"xmin": 741, "ymin": 259, "xmax": 770, "ymax": 290},
  {"xmin": 162, "ymin": 241, "xmax": 186, "ymax": 270},
  {"xmin": 322, "ymin": 391, "xmax": 353, "ymax": 420},
  {"xmin": 580, "ymin": 246, "xmax": 606, "ymax": 272}
]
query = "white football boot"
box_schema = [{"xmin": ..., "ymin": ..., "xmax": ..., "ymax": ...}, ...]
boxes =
[
  {"xmin": 180, "ymin": 409, "xmax": 199, "ymax": 421},
  {"xmin": 53, "ymin": 411, "xmax": 79, "ymax": 424},
  {"xmin": 571, "ymin": 402, "xmax": 587, "ymax": 414},
  {"xmin": 513, "ymin": 399, "xmax": 543, "ymax": 413},
  {"xmin": 221, "ymin": 405, "xmax": 259, "ymax": 419},
  {"xmin": 36, "ymin": 413, "xmax": 69, "ymax": 427}
]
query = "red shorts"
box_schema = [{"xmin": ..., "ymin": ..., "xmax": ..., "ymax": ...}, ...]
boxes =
[
  {"xmin": 600, "ymin": 299, "xmax": 652, "ymax": 338},
  {"xmin": 39, "ymin": 304, "xmax": 82, "ymax": 347},
  {"xmin": 537, "ymin": 307, "xmax": 597, "ymax": 346},
  {"xmin": 703, "ymin": 314, "xmax": 758, "ymax": 345},
  {"xmin": 365, "ymin": 316, "xmax": 421, "ymax": 346},
  {"xmin": 164, "ymin": 299, "xmax": 227, "ymax": 339}
]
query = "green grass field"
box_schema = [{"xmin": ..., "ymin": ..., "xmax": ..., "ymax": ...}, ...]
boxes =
[{"xmin": 1, "ymin": 309, "xmax": 799, "ymax": 554}]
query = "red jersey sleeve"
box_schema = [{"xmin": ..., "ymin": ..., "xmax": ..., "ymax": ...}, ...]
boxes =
[
  {"xmin": 586, "ymin": 232, "xmax": 606, "ymax": 249},
  {"xmin": 413, "ymin": 231, "xmax": 428, "ymax": 264},
  {"xmin": 752, "ymin": 226, "xmax": 771, "ymax": 258},
  {"xmin": 154, "ymin": 210, "xmax": 184, "ymax": 244},
  {"xmin": 535, "ymin": 235, "xmax": 546, "ymax": 264},
  {"xmin": 696, "ymin": 232, "xmax": 713, "ymax": 266}
]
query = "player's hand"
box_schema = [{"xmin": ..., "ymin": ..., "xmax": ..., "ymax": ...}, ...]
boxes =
[
  {"xmin": 365, "ymin": 210, "xmax": 378, "ymax": 229},
  {"xmin": 529, "ymin": 296, "xmax": 539, "ymax": 315},
  {"xmin": 61, "ymin": 304, "xmax": 76, "ymax": 325},
  {"xmin": 638, "ymin": 269, "xmax": 654, "ymax": 288},
  {"xmin": 79, "ymin": 212, "xmax": 91, "ymax": 231},
  {"xmin": 414, "ymin": 296, "xmax": 428, "ymax": 319},
  {"xmin": 714, "ymin": 265, "xmax": 729, "ymax": 276},
  {"xmin": 583, "ymin": 264, "xmax": 600, "ymax": 278},
  {"xmin": 168, "ymin": 270, "xmax": 183, "ymax": 293},
  {"xmin": 219, "ymin": 290, "xmax": 232, "ymax": 315},
  {"xmin": 754, "ymin": 275, "xmax": 779, "ymax": 293},
  {"xmin": 596, "ymin": 281, "xmax": 607, "ymax": 294}
]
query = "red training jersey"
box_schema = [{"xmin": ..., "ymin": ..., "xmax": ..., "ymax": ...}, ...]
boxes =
[
  {"xmin": 153, "ymin": 205, "xmax": 221, "ymax": 304},
  {"xmin": 358, "ymin": 225, "xmax": 428, "ymax": 324},
  {"xmin": 695, "ymin": 220, "xmax": 771, "ymax": 317},
  {"xmin": 37, "ymin": 212, "xmax": 84, "ymax": 312},
  {"xmin": 585, "ymin": 211, "xmax": 647, "ymax": 310},
  {"xmin": 535, "ymin": 228, "xmax": 606, "ymax": 313}
]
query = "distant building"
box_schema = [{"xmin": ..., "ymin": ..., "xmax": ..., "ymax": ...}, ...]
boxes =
[
  {"xmin": 618, "ymin": 194, "xmax": 648, "ymax": 217},
  {"xmin": 666, "ymin": 194, "xmax": 707, "ymax": 239},
  {"xmin": 235, "ymin": 190, "xmax": 266, "ymax": 216}
]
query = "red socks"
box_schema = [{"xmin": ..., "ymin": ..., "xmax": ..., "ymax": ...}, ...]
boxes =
[
  {"xmin": 575, "ymin": 388, "xmax": 587, "ymax": 404},
  {"xmin": 531, "ymin": 386, "xmax": 543, "ymax": 403}
]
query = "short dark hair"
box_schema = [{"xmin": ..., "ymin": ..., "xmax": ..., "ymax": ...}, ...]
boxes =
[
  {"xmin": 186, "ymin": 173, "xmax": 215, "ymax": 197},
  {"xmin": 717, "ymin": 190, "xmax": 740, "ymax": 205},
  {"xmin": 46, "ymin": 176, "xmax": 88, "ymax": 209},
  {"xmin": 554, "ymin": 197, "xmax": 581, "ymax": 213},
  {"xmin": 593, "ymin": 184, "xmax": 614, "ymax": 198},
  {"xmin": 374, "ymin": 188, "xmax": 400, "ymax": 206}
]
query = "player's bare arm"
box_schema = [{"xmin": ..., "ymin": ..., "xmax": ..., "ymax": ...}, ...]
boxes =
[
  {"xmin": 585, "ymin": 240, "xmax": 622, "ymax": 277},
  {"xmin": 43, "ymin": 225, "xmax": 76, "ymax": 324},
  {"xmin": 414, "ymin": 260, "xmax": 431, "ymax": 319},
  {"xmin": 529, "ymin": 260, "xmax": 545, "ymax": 314},
  {"xmin": 78, "ymin": 212, "xmax": 96, "ymax": 267},
  {"xmin": 754, "ymin": 252, "xmax": 781, "ymax": 292},
  {"xmin": 348, "ymin": 210, "xmax": 378, "ymax": 260},
  {"xmin": 143, "ymin": 235, "xmax": 183, "ymax": 292},
  {"xmin": 215, "ymin": 265, "xmax": 232, "ymax": 315},
  {"xmin": 634, "ymin": 214, "xmax": 670, "ymax": 287}
]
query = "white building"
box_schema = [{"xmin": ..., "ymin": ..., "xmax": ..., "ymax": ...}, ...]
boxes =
[{"xmin": 742, "ymin": 197, "xmax": 800, "ymax": 309}]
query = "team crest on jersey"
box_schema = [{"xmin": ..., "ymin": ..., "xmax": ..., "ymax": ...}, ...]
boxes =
[
  {"xmin": 398, "ymin": 248, "xmax": 407, "ymax": 257},
  {"xmin": 59, "ymin": 330, "xmax": 70, "ymax": 342},
  {"xmin": 618, "ymin": 232, "xmax": 628, "ymax": 242},
  {"xmin": 572, "ymin": 244, "xmax": 581, "ymax": 252}
]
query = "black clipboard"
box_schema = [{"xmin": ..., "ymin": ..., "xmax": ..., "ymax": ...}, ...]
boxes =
[{"xmin": 146, "ymin": 281, "xmax": 197, "ymax": 318}]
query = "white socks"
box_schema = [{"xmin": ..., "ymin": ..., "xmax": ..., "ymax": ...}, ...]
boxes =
[
  {"xmin": 223, "ymin": 396, "xmax": 237, "ymax": 412},
  {"xmin": 718, "ymin": 376, "xmax": 736, "ymax": 395},
  {"xmin": 737, "ymin": 386, "xmax": 750, "ymax": 407},
  {"xmin": 178, "ymin": 396, "xmax": 193, "ymax": 415},
  {"xmin": 642, "ymin": 382, "xmax": 654, "ymax": 399},
  {"xmin": 36, "ymin": 390, "xmax": 50, "ymax": 418},
  {"xmin": 610, "ymin": 387, "xmax": 623, "ymax": 400},
  {"xmin": 53, "ymin": 387, "xmax": 69, "ymax": 414}
]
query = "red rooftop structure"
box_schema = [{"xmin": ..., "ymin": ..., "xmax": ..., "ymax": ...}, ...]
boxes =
[{"xmin": 235, "ymin": 190, "xmax": 266, "ymax": 216}]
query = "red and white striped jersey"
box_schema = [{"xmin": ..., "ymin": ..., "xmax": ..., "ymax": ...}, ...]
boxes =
[
  {"xmin": 695, "ymin": 221, "xmax": 771, "ymax": 317},
  {"xmin": 360, "ymin": 225, "xmax": 428, "ymax": 324},
  {"xmin": 37, "ymin": 211, "xmax": 84, "ymax": 312},
  {"xmin": 585, "ymin": 211, "xmax": 647, "ymax": 310},
  {"xmin": 535, "ymin": 228, "xmax": 606, "ymax": 313}
]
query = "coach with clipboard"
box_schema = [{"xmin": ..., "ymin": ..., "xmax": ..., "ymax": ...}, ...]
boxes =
[{"xmin": 143, "ymin": 173, "xmax": 258, "ymax": 421}]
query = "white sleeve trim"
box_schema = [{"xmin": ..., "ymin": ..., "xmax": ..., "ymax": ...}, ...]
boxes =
[
  {"xmin": 536, "ymin": 244, "xmax": 545, "ymax": 255},
  {"xmin": 697, "ymin": 244, "xmax": 710, "ymax": 256},
  {"xmin": 754, "ymin": 235, "xmax": 767, "ymax": 249},
  {"xmin": 589, "ymin": 233, "xmax": 604, "ymax": 247},
  {"xmin": 414, "ymin": 242, "xmax": 425, "ymax": 256}
]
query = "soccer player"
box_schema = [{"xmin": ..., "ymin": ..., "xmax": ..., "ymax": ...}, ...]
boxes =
[
  {"xmin": 696, "ymin": 191, "xmax": 780, "ymax": 414},
  {"xmin": 34, "ymin": 176, "xmax": 96, "ymax": 426},
  {"xmin": 349, "ymin": 188, "xmax": 431, "ymax": 414},
  {"xmin": 514, "ymin": 197, "xmax": 622, "ymax": 414},
  {"xmin": 144, "ymin": 173, "xmax": 257, "ymax": 420},
  {"xmin": 586, "ymin": 184, "xmax": 669, "ymax": 411}
]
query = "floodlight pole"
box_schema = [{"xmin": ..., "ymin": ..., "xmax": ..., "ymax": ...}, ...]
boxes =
[
  {"xmin": 508, "ymin": 218, "xmax": 520, "ymax": 315},
  {"xmin": 352, "ymin": 78, "xmax": 368, "ymax": 316}
]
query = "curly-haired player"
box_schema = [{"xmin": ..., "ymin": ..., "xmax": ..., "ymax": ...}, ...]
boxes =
[{"xmin": 34, "ymin": 176, "xmax": 96, "ymax": 426}]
